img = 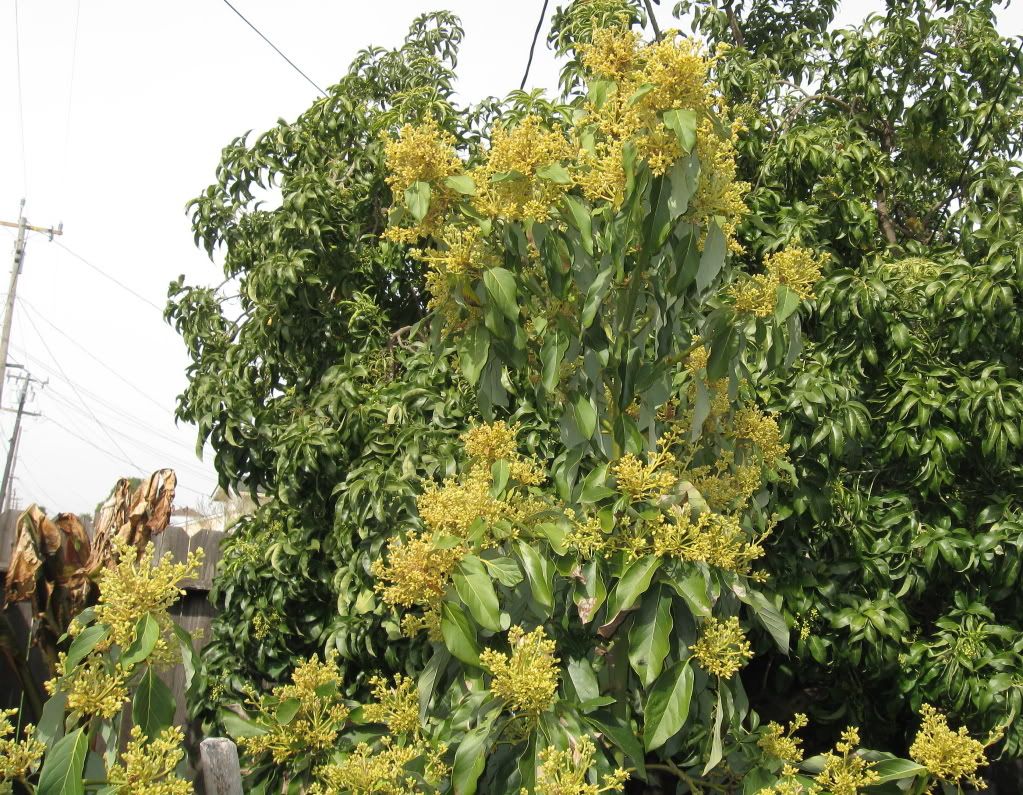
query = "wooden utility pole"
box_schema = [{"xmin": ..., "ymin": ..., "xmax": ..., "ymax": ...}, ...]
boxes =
[
  {"xmin": 0, "ymin": 371, "xmax": 42, "ymax": 513},
  {"xmin": 0, "ymin": 200, "xmax": 62, "ymax": 407}
]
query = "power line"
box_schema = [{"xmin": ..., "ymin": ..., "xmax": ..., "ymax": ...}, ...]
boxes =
[
  {"xmin": 41, "ymin": 415, "xmax": 211, "ymax": 499},
  {"xmin": 17, "ymin": 296, "xmax": 174, "ymax": 414},
  {"xmin": 13, "ymin": 0, "xmax": 29, "ymax": 193},
  {"xmin": 520, "ymin": 0, "xmax": 550, "ymax": 90},
  {"xmin": 54, "ymin": 241, "xmax": 164, "ymax": 312},
  {"xmin": 220, "ymin": 0, "xmax": 327, "ymax": 98},
  {"xmin": 21, "ymin": 308, "xmax": 144, "ymax": 472},
  {"xmin": 60, "ymin": 0, "xmax": 82, "ymax": 210}
]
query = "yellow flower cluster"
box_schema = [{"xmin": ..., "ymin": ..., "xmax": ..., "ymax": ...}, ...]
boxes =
[
  {"xmin": 909, "ymin": 704, "xmax": 989, "ymax": 792},
  {"xmin": 0, "ymin": 709, "xmax": 44, "ymax": 783},
  {"xmin": 239, "ymin": 652, "xmax": 350, "ymax": 765},
  {"xmin": 372, "ymin": 532, "xmax": 464, "ymax": 611},
  {"xmin": 612, "ymin": 450, "xmax": 678, "ymax": 501},
  {"xmin": 690, "ymin": 616, "xmax": 753, "ymax": 679},
  {"xmin": 473, "ymin": 115, "xmax": 576, "ymax": 221},
  {"xmin": 311, "ymin": 737, "xmax": 448, "ymax": 795},
  {"xmin": 530, "ymin": 735, "xmax": 630, "ymax": 795},
  {"xmin": 59, "ymin": 659, "xmax": 129, "ymax": 719},
  {"xmin": 462, "ymin": 421, "xmax": 545, "ymax": 485},
  {"xmin": 812, "ymin": 728, "xmax": 880, "ymax": 795},
  {"xmin": 105, "ymin": 725, "xmax": 191, "ymax": 795},
  {"xmin": 362, "ymin": 674, "xmax": 420, "ymax": 736},
  {"xmin": 730, "ymin": 246, "xmax": 824, "ymax": 316},
  {"xmin": 481, "ymin": 626, "xmax": 560, "ymax": 718},
  {"xmin": 731, "ymin": 406, "xmax": 788, "ymax": 466},
  {"xmin": 759, "ymin": 714, "xmax": 809, "ymax": 764},
  {"xmin": 90, "ymin": 537, "xmax": 202, "ymax": 664},
  {"xmin": 655, "ymin": 506, "xmax": 766, "ymax": 575},
  {"xmin": 415, "ymin": 225, "xmax": 495, "ymax": 329}
]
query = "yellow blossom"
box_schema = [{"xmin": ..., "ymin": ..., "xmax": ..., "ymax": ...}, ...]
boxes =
[
  {"xmin": 731, "ymin": 406, "xmax": 788, "ymax": 466},
  {"xmin": 90, "ymin": 537, "xmax": 202, "ymax": 665},
  {"xmin": 61, "ymin": 660, "xmax": 129, "ymax": 719},
  {"xmin": 362, "ymin": 674, "xmax": 420, "ymax": 736},
  {"xmin": 106, "ymin": 725, "xmax": 191, "ymax": 795},
  {"xmin": 531, "ymin": 735, "xmax": 630, "ymax": 795},
  {"xmin": 239, "ymin": 651, "xmax": 350, "ymax": 765},
  {"xmin": 813, "ymin": 728, "xmax": 880, "ymax": 795},
  {"xmin": 383, "ymin": 118, "xmax": 464, "ymax": 242},
  {"xmin": 612, "ymin": 451, "xmax": 677, "ymax": 501},
  {"xmin": 909, "ymin": 704, "xmax": 990, "ymax": 792},
  {"xmin": 766, "ymin": 246, "xmax": 824, "ymax": 301},
  {"xmin": 0, "ymin": 709, "xmax": 44, "ymax": 783},
  {"xmin": 311, "ymin": 738, "xmax": 448, "ymax": 795},
  {"xmin": 690, "ymin": 616, "xmax": 753, "ymax": 679},
  {"xmin": 371, "ymin": 532, "xmax": 465, "ymax": 610},
  {"xmin": 759, "ymin": 714, "xmax": 809, "ymax": 764},
  {"xmin": 481, "ymin": 626, "xmax": 560, "ymax": 718},
  {"xmin": 474, "ymin": 115, "xmax": 576, "ymax": 221},
  {"xmin": 415, "ymin": 225, "xmax": 496, "ymax": 329}
]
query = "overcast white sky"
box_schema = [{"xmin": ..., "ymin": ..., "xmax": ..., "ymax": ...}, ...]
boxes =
[{"xmin": 0, "ymin": 1, "xmax": 1019, "ymax": 515}]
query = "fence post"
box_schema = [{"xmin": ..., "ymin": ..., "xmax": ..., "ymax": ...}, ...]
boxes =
[{"xmin": 199, "ymin": 737, "xmax": 243, "ymax": 795}]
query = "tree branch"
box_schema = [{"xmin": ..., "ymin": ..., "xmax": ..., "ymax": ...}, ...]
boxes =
[{"xmin": 723, "ymin": 0, "xmax": 746, "ymax": 48}]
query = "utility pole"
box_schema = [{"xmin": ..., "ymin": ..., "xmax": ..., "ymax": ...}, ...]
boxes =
[
  {"xmin": 0, "ymin": 371, "xmax": 42, "ymax": 514},
  {"xmin": 0, "ymin": 200, "xmax": 63, "ymax": 407}
]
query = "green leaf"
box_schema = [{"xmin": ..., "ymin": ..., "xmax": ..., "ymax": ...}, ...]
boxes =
[
  {"xmin": 453, "ymin": 556, "xmax": 503, "ymax": 632},
  {"xmin": 405, "ymin": 181, "xmax": 431, "ymax": 222},
  {"xmin": 441, "ymin": 602, "xmax": 481, "ymax": 665},
  {"xmin": 774, "ymin": 284, "xmax": 801, "ymax": 321},
  {"xmin": 418, "ymin": 647, "xmax": 450, "ymax": 717},
  {"xmin": 121, "ymin": 613, "xmax": 160, "ymax": 668},
  {"xmin": 628, "ymin": 585, "xmax": 674, "ymax": 686},
  {"xmin": 481, "ymin": 557, "xmax": 523, "ymax": 588},
  {"xmin": 563, "ymin": 195, "xmax": 593, "ymax": 255},
  {"xmin": 133, "ymin": 666, "xmax": 175, "ymax": 741},
  {"xmin": 458, "ymin": 326, "xmax": 491, "ymax": 386},
  {"xmin": 696, "ymin": 222, "xmax": 726, "ymax": 293},
  {"xmin": 582, "ymin": 266, "xmax": 614, "ymax": 329},
  {"xmin": 491, "ymin": 459, "xmax": 510, "ymax": 496},
  {"xmin": 37, "ymin": 726, "xmax": 88, "ymax": 795},
  {"xmin": 667, "ymin": 566, "xmax": 712, "ymax": 617},
  {"xmin": 483, "ymin": 267, "xmax": 519, "ymax": 321},
  {"xmin": 662, "ymin": 109, "xmax": 698, "ymax": 153},
  {"xmin": 517, "ymin": 541, "xmax": 554, "ymax": 613},
  {"xmin": 536, "ymin": 163, "xmax": 572, "ymax": 184},
  {"xmin": 579, "ymin": 463, "xmax": 616, "ymax": 503},
  {"xmin": 540, "ymin": 324, "xmax": 569, "ymax": 392},
  {"xmin": 643, "ymin": 661, "xmax": 694, "ymax": 751},
  {"xmin": 445, "ymin": 174, "xmax": 476, "ymax": 195},
  {"xmin": 64, "ymin": 624, "xmax": 109, "ymax": 671},
  {"xmin": 606, "ymin": 555, "xmax": 661, "ymax": 620},
  {"xmin": 588, "ymin": 716, "xmax": 647, "ymax": 779},
  {"xmin": 703, "ymin": 688, "xmax": 725, "ymax": 774},
  {"xmin": 276, "ymin": 698, "xmax": 301, "ymax": 725},
  {"xmin": 573, "ymin": 395, "xmax": 598, "ymax": 440},
  {"xmin": 871, "ymin": 758, "xmax": 928, "ymax": 783},
  {"xmin": 220, "ymin": 710, "xmax": 267, "ymax": 738},
  {"xmin": 452, "ymin": 716, "xmax": 496, "ymax": 795},
  {"xmin": 35, "ymin": 692, "xmax": 68, "ymax": 751},
  {"xmin": 735, "ymin": 584, "xmax": 790, "ymax": 654}
]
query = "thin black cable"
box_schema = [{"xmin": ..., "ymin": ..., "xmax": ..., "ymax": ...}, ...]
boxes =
[
  {"xmin": 22, "ymin": 309, "xmax": 144, "ymax": 472},
  {"xmin": 60, "ymin": 0, "xmax": 82, "ymax": 211},
  {"xmin": 520, "ymin": 0, "xmax": 551, "ymax": 90},
  {"xmin": 221, "ymin": 0, "xmax": 327, "ymax": 98},
  {"xmin": 41, "ymin": 416, "xmax": 210, "ymax": 499},
  {"xmin": 17, "ymin": 296, "xmax": 173, "ymax": 414},
  {"xmin": 54, "ymin": 241, "xmax": 164, "ymax": 312},
  {"xmin": 13, "ymin": 0, "xmax": 29, "ymax": 193}
]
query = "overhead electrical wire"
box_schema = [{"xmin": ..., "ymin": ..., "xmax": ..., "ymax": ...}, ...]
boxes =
[
  {"xmin": 520, "ymin": 0, "xmax": 550, "ymax": 90},
  {"xmin": 22, "ymin": 309, "xmax": 144, "ymax": 472},
  {"xmin": 60, "ymin": 0, "xmax": 82, "ymax": 211},
  {"xmin": 54, "ymin": 241, "xmax": 164, "ymax": 312},
  {"xmin": 220, "ymin": 0, "xmax": 327, "ymax": 98},
  {"xmin": 13, "ymin": 0, "xmax": 29, "ymax": 193},
  {"xmin": 17, "ymin": 296, "xmax": 175, "ymax": 414}
]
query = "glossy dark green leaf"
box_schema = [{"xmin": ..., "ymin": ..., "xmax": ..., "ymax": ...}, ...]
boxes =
[
  {"xmin": 37, "ymin": 727, "xmax": 88, "ymax": 795},
  {"xmin": 643, "ymin": 661, "xmax": 694, "ymax": 751}
]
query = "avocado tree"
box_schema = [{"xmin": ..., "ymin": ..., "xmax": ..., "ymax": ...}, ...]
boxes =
[{"xmin": 676, "ymin": 0, "xmax": 1023, "ymax": 758}]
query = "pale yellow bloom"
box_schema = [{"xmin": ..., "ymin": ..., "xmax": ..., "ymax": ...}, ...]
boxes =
[
  {"xmin": 362, "ymin": 674, "xmax": 420, "ymax": 736},
  {"xmin": 910, "ymin": 704, "xmax": 990, "ymax": 792},
  {"xmin": 481, "ymin": 626, "xmax": 560, "ymax": 718},
  {"xmin": 106, "ymin": 725, "xmax": 191, "ymax": 795},
  {"xmin": 813, "ymin": 728, "xmax": 880, "ymax": 795},
  {"xmin": 691, "ymin": 616, "xmax": 752, "ymax": 679},
  {"xmin": 0, "ymin": 709, "xmax": 44, "ymax": 782}
]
